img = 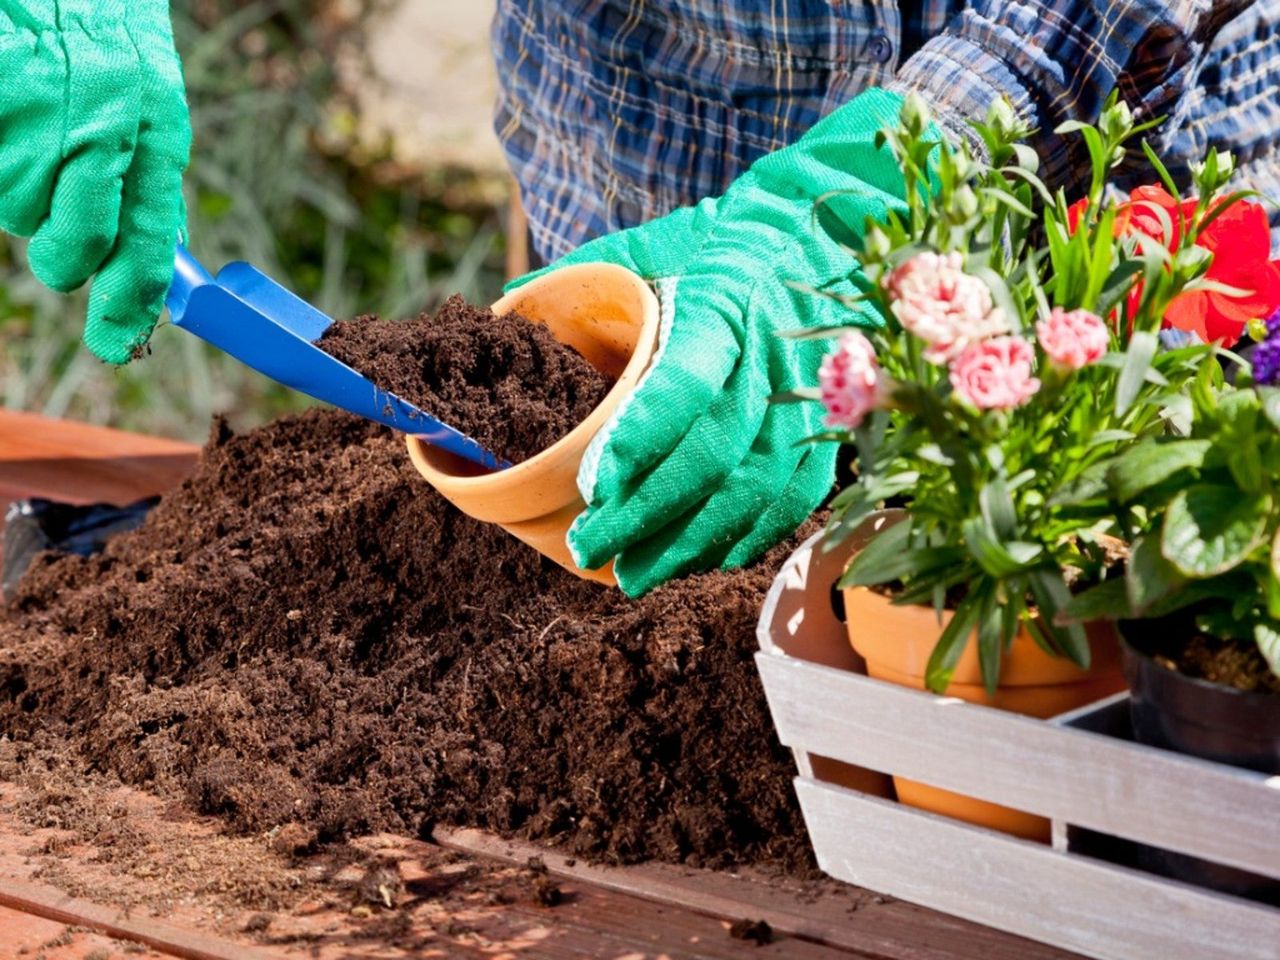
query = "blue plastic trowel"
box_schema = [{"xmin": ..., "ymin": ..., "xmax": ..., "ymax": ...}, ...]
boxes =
[{"xmin": 165, "ymin": 245, "xmax": 510, "ymax": 471}]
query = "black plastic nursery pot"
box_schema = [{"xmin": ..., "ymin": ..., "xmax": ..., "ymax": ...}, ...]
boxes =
[{"xmin": 1119, "ymin": 619, "xmax": 1280, "ymax": 905}]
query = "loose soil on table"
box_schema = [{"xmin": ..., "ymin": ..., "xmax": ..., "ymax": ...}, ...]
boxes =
[
  {"xmin": 318, "ymin": 296, "xmax": 614, "ymax": 464},
  {"xmin": 0, "ymin": 408, "xmax": 818, "ymax": 875}
]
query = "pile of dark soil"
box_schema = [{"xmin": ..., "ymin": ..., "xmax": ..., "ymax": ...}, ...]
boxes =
[
  {"xmin": 0, "ymin": 409, "xmax": 817, "ymax": 873},
  {"xmin": 319, "ymin": 296, "xmax": 614, "ymax": 463}
]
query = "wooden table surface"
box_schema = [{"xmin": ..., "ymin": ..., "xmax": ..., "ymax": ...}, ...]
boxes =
[{"xmin": 0, "ymin": 409, "xmax": 1084, "ymax": 960}]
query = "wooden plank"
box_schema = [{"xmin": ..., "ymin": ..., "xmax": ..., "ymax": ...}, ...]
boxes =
[
  {"xmin": 434, "ymin": 826, "xmax": 1083, "ymax": 960},
  {"xmin": 0, "ymin": 409, "xmax": 198, "ymax": 507},
  {"xmin": 756, "ymin": 652, "xmax": 1280, "ymax": 880},
  {"xmin": 0, "ymin": 903, "xmax": 167, "ymax": 959},
  {"xmin": 795, "ymin": 779, "xmax": 1280, "ymax": 960},
  {"xmin": 0, "ymin": 877, "xmax": 280, "ymax": 960}
]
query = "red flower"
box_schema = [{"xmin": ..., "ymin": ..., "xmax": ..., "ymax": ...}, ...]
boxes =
[
  {"xmin": 1067, "ymin": 185, "xmax": 1280, "ymax": 344},
  {"xmin": 1163, "ymin": 200, "xmax": 1280, "ymax": 343},
  {"xmin": 1121, "ymin": 185, "xmax": 1197, "ymax": 250},
  {"xmin": 1066, "ymin": 198, "xmax": 1089, "ymax": 235}
]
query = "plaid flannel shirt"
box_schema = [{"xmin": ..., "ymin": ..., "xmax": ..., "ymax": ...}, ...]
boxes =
[{"xmin": 493, "ymin": 0, "xmax": 1280, "ymax": 261}]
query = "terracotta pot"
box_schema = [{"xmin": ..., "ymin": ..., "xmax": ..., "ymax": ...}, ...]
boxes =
[
  {"xmin": 406, "ymin": 263, "xmax": 661, "ymax": 585},
  {"xmin": 843, "ymin": 584, "xmax": 1126, "ymax": 841}
]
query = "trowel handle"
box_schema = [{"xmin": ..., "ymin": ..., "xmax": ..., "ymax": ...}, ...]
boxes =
[{"xmin": 167, "ymin": 244, "xmax": 215, "ymax": 320}]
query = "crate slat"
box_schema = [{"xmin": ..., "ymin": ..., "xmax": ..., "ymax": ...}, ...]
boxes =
[
  {"xmin": 795, "ymin": 778, "xmax": 1280, "ymax": 960},
  {"xmin": 757, "ymin": 652, "xmax": 1280, "ymax": 880}
]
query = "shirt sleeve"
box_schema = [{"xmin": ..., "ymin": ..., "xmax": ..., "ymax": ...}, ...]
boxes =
[{"xmin": 886, "ymin": 0, "xmax": 1251, "ymax": 191}]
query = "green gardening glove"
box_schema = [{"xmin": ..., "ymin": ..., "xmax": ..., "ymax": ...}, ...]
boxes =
[
  {"xmin": 0, "ymin": 0, "xmax": 191, "ymax": 364},
  {"xmin": 510, "ymin": 88, "xmax": 912, "ymax": 596}
]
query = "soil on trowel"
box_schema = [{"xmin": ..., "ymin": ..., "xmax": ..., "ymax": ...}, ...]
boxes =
[
  {"xmin": 318, "ymin": 296, "xmax": 615, "ymax": 464},
  {"xmin": 0, "ymin": 409, "xmax": 819, "ymax": 875}
]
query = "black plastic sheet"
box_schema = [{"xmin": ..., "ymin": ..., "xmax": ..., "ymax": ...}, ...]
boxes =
[{"xmin": 2, "ymin": 497, "xmax": 158, "ymax": 601}]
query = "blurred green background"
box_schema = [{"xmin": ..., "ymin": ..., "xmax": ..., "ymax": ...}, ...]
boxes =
[{"xmin": 0, "ymin": 0, "xmax": 509, "ymax": 441}]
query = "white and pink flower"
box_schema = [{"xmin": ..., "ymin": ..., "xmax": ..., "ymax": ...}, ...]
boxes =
[
  {"xmin": 819, "ymin": 331, "xmax": 883, "ymax": 429},
  {"xmin": 949, "ymin": 336, "xmax": 1040, "ymax": 411},
  {"xmin": 884, "ymin": 251, "xmax": 1008, "ymax": 364},
  {"xmin": 1036, "ymin": 307, "xmax": 1109, "ymax": 370}
]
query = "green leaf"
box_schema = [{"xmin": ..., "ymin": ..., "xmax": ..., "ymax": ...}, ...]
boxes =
[
  {"xmin": 777, "ymin": 325, "xmax": 873, "ymax": 341},
  {"xmin": 1162, "ymin": 484, "xmax": 1271, "ymax": 577},
  {"xmin": 1227, "ymin": 445, "xmax": 1264, "ymax": 496},
  {"xmin": 1255, "ymin": 623, "xmax": 1280, "ymax": 680},
  {"xmin": 1145, "ymin": 578, "xmax": 1243, "ymax": 619},
  {"xmin": 924, "ymin": 597, "xmax": 981, "ymax": 693},
  {"xmin": 979, "ymin": 480, "xmax": 1017, "ymax": 539},
  {"xmin": 1126, "ymin": 535, "xmax": 1188, "ymax": 616},
  {"xmin": 842, "ymin": 521, "xmax": 912, "ymax": 585},
  {"xmin": 1047, "ymin": 459, "xmax": 1113, "ymax": 507},
  {"xmin": 1096, "ymin": 260, "xmax": 1145, "ymax": 319},
  {"xmin": 961, "ymin": 516, "xmax": 1042, "ymax": 577},
  {"xmin": 1141, "ymin": 140, "xmax": 1180, "ymax": 199},
  {"xmin": 841, "ymin": 545, "xmax": 965, "ymax": 588},
  {"xmin": 1260, "ymin": 387, "xmax": 1280, "ymax": 431},
  {"xmin": 769, "ymin": 387, "xmax": 823, "ymax": 404},
  {"xmin": 976, "ymin": 589, "xmax": 1003, "ymax": 697},
  {"xmin": 980, "ymin": 187, "xmax": 1036, "ymax": 219},
  {"xmin": 1011, "ymin": 143, "xmax": 1041, "ymax": 174},
  {"xmin": 1031, "ymin": 570, "xmax": 1090, "ymax": 668},
  {"xmin": 1116, "ymin": 331, "xmax": 1158, "ymax": 417},
  {"xmin": 916, "ymin": 444, "xmax": 955, "ymax": 466},
  {"xmin": 1088, "ymin": 429, "xmax": 1136, "ymax": 449},
  {"xmin": 1059, "ymin": 577, "xmax": 1131, "ymax": 623},
  {"xmin": 1195, "ymin": 191, "xmax": 1262, "ymax": 238},
  {"xmin": 1105, "ymin": 438, "xmax": 1211, "ymax": 503}
]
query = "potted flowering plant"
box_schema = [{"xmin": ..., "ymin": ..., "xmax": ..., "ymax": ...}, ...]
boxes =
[
  {"xmin": 1062, "ymin": 352, "xmax": 1280, "ymax": 756},
  {"xmin": 795, "ymin": 94, "xmax": 1280, "ymax": 837},
  {"xmin": 1058, "ymin": 358, "xmax": 1280, "ymax": 899}
]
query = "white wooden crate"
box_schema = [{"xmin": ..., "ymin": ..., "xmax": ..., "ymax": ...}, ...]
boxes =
[{"xmin": 755, "ymin": 519, "xmax": 1280, "ymax": 960}]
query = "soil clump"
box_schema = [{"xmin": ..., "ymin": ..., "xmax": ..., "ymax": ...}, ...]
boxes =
[
  {"xmin": 1, "ymin": 408, "xmax": 818, "ymax": 874},
  {"xmin": 318, "ymin": 296, "xmax": 614, "ymax": 463}
]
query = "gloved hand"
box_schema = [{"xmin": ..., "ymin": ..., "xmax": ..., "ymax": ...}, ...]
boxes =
[
  {"xmin": 509, "ymin": 88, "xmax": 912, "ymax": 595},
  {"xmin": 0, "ymin": 0, "xmax": 191, "ymax": 364}
]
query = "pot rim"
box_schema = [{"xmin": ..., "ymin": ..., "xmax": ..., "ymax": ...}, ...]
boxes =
[
  {"xmin": 1119, "ymin": 624, "xmax": 1280, "ymax": 705},
  {"xmin": 405, "ymin": 262, "xmax": 661, "ymax": 492}
]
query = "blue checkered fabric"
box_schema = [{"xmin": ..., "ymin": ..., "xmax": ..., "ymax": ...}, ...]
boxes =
[{"xmin": 493, "ymin": 0, "xmax": 1280, "ymax": 262}]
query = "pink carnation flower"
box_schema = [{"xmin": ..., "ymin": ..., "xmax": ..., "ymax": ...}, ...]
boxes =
[
  {"xmin": 884, "ymin": 251, "xmax": 1008, "ymax": 364},
  {"xmin": 1036, "ymin": 307, "xmax": 1109, "ymax": 370},
  {"xmin": 819, "ymin": 332, "xmax": 882, "ymax": 429},
  {"xmin": 949, "ymin": 336, "xmax": 1040, "ymax": 411}
]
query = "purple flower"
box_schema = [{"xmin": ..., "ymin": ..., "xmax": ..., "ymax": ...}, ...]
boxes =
[{"xmin": 1252, "ymin": 309, "xmax": 1280, "ymax": 387}]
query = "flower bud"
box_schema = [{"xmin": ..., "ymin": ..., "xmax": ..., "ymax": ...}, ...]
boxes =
[
  {"xmin": 901, "ymin": 93, "xmax": 931, "ymax": 135},
  {"xmin": 987, "ymin": 97, "xmax": 1017, "ymax": 138},
  {"xmin": 863, "ymin": 224, "xmax": 892, "ymax": 261},
  {"xmin": 1248, "ymin": 317, "xmax": 1271, "ymax": 343},
  {"xmin": 1100, "ymin": 101, "xmax": 1133, "ymax": 141},
  {"xmin": 1191, "ymin": 149, "xmax": 1235, "ymax": 186},
  {"xmin": 953, "ymin": 185, "xmax": 979, "ymax": 218}
]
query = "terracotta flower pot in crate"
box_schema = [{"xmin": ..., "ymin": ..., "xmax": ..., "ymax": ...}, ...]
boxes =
[
  {"xmin": 845, "ymin": 580, "xmax": 1125, "ymax": 841},
  {"xmin": 754, "ymin": 517, "xmax": 1280, "ymax": 960},
  {"xmin": 406, "ymin": 263, "xmax": 660, "ymax": 586}
]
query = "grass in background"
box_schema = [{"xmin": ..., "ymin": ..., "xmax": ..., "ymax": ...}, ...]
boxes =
[{"xmin": 0, "ymin": 0, "xmax": 508, "ymax": 441}]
